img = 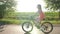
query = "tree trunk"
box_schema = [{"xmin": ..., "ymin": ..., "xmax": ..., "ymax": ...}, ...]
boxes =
[
  {"xmin": 59, "ymin": 11, "xmax": 60, "ymax": 20},
  {"xmin": 0, "ymin": 10, "xmax": 5, "ymax": 19}
]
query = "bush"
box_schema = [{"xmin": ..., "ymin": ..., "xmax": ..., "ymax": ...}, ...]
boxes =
[{"xmin": 0, "ymin": 19, "xmax": 21, "ymax": 25}]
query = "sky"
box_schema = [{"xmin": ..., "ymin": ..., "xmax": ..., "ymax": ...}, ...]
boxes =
[{"xmin": 15, "ymin": 0, "xmax": 47, "ymax": 12}]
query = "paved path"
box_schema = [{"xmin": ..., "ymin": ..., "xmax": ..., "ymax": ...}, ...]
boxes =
[{"xmin": 0, "ymin": 25, "xmax": 60, "ymax": 34}]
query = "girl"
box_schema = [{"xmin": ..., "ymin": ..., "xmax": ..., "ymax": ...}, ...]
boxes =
[{"xmin": 37, "ymin": 4, "xmax": 45, "ymax": 21}]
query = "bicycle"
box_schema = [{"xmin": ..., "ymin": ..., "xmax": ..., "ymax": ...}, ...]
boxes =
[
  {"xmin": 22, "ymin": 13, "xmax": 53, "ymax": 33},
  {"xmin": 22, "ymin": 4, "xmax": 53, "ymax": 33}
]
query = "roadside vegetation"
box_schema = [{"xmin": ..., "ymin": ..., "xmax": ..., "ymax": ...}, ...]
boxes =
[{"xmin": 0, "ymin": 12, "xmax": 60, "ymax": 25}]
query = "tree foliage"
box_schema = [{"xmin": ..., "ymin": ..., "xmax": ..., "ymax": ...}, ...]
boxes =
[
  {"xmin": 4, "ymin": 8, "xmax": 16, "ymax": 19},
  {"xmin": 45, "ymin": 0, "xmax": 60, "ymax": 10},
  {"xmin": 0, "ymin": 0, "xmax": 16, "ymax": 19}
]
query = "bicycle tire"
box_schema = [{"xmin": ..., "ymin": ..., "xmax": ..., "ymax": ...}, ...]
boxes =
[
  {"xmin": 22, "ymin": 22, "xmax": 33, "ymax": 32},
  {"xmin": 41, "ymin": 22, "xmax": 53, "ymax": 33}
]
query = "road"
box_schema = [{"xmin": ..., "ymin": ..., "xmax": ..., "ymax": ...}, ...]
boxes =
[{"xmin": 0, "ymin": 25, "xmax": 60, "ymax": 34}]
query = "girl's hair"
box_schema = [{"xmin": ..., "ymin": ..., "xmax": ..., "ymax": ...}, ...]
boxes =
[{"xmin": 37, "ymin": 4, "xmax": 41, "ymax": 9}]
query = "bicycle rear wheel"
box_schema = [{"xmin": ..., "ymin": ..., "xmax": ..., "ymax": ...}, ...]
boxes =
[{"xmin": 41, "ymin": 22, "xmax": 53, "ymax": 33}]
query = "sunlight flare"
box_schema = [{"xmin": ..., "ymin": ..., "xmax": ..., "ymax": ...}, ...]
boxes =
[{"xmin": 16, "ymin": 0, "xmax": 46, "ymax": 12}]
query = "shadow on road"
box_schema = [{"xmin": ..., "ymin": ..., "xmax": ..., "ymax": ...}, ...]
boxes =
[
  {"xmin": 24, "ymin": 32, "xmax": 50, "ymax": 34},
  {"xmin": 0, "ymin": 29, "xmax": 5, "ymax": 32},
  {"xmin": 43, "ymin": 32, "xmax": 52, "ymax": 34},
  {"xmin": 0, "ymin": 25, "xmax": 5, "ymax": 32},
  {"xmin": 24, "ymin": 32, "xmax": 31, "ymax": 34}
]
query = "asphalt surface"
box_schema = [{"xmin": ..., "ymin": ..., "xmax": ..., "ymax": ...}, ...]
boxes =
[{"xmin": 0, "ymin": 25, "xmax": 60, "ymax": 34}]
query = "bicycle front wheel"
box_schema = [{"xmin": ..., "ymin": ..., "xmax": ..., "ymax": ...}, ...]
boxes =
[{"xmin": 22, "ymin": 22, "xmax": 33, "ymax": 32}]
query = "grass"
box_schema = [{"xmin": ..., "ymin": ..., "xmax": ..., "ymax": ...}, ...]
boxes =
[
  {"xmin": 42, "ymin": 20, "xmax": 60, "ymax": 24},
  {"xmin": 0, "ymin": 18, "xmax": 60, "ymax": 25}
]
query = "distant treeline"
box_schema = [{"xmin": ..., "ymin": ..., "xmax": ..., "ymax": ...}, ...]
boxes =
[
  {"xmin": 45, "ymin": 12, "xmax": 59, "ymax": 20},
  {"xmin": 15, "ymin": 12, "xmax": 59, "ymax": 20}
]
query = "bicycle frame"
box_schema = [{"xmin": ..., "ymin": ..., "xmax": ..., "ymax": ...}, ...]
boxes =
[{"xmin": 28, "ymin": 12, "xmax": 42, "ymax": 29}]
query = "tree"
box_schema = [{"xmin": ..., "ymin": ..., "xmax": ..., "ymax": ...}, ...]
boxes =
[
  {"xmin": 0, "ymin": 0, "xmax": 16, "ymax": 19},
  {"xmin": 4, "ymin": 8, "xmax": 16, "ymax": 19},
  {"xmin": 44, "ymin": 0, "xmax": 60, "ymax": 19}
]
